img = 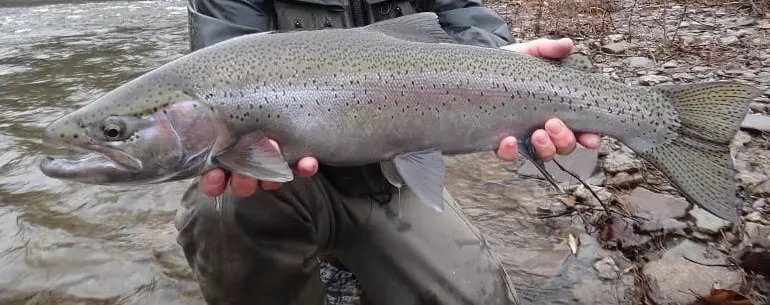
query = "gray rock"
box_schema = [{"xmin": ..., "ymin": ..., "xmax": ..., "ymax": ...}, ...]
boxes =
[
  {"xmin": 606, "ymin": 34, "xmax": 624, "ymax": 42},
  {"xmin": 661, "ymin": 60, "xmax": 678, "ymax": 68},
  {"xmin": 736, "ymin": 172, "xmax": 768, "ymax": 189},
  {"xmin": 638, "ymin": 218, "xmax": 688, "ymax": 234},
  {"xmin": 626, "ymin": 57, "xmax": 652, "ymax": 67},
  {"xmin": 744, "ymin": 222, "xmax": 770, "ymax": 241},
  {"xmin": 639, "ymin": 74, "xmax": 671, "ymax": 85},
  {"xmin": 745, "ymin": 211, "xmax": 770, "ymax": 225},
  {"xmin": 573, "ymin": 185, "xmax": 612, "ymax": 206},
  {"xmin": 644, "ymin": 239, "xmax": 742, "ymax": 304},
  {"xmin": 719, "ymin": 35, "xmax": 739, "ymax": 45},
  {"xmin": 689, "ymin": 206, "xmax": 731, "ymax": 234},
  {"xmin": 593, "ymin": 257, "xmax": 620, "ymax": 280},
  {"xmin": 741, "ymin": 114, "xmax": 770, "ymax": 133},
  {"xmin": 629, "ymin": 187, "xmax": 689, "ymax": 221},
  {"xmin": 605, "ymin": 172, "xmax": 643, "ymax": 188},
  {"xmin": 602, "ymin": 152, "xmax": 641, "ymax": 173},
  {"xmin": 750, "ymin": 180, "xmax": 770, "ymax": 197},
  {"xmin": 749, "ymin": 102, "xmax": 767, "ymax": 113},
  {"xmin": 601, "ymin": 41, "xmax": 634, "ymax": 54},
  {"xmin": 670, "ymin": 72, "xmax": 695, "ymax": 80},
  {"xmin": 733, "ymin": 130, "xmax": 753, "ymax": 145}
]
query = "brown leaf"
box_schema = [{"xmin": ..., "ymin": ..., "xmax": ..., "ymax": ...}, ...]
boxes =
[{"xmin": 692, "ymin": 288, "xmax": 753, "ymax": 305}]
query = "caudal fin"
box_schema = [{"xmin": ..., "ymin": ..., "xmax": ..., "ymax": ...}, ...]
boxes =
[{"xmin": 635, "ymin": 82, "xmax": 762, "ymax": 224}]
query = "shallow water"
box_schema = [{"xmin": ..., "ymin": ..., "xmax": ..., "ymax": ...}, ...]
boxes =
[{"xmin": 0, "ymin": 1, "xmax": 626, "ymax": 304}]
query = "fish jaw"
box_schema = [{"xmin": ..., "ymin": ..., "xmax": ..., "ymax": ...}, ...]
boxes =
[{"xmin": 39, "ymin": 100, "xmax": 228, "ymax": 185}]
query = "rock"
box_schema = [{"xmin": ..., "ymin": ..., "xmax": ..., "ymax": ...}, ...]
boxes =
[
  {"xmin": 745, "ymin": 211, "xmax": 770, "ymax": 225},
  {"xmin": 733, "ymin": 130, "xmax": 753, "ymax": 145},
  {"xmin": 741, "ymin": 114, "xmax": 770, "ymax": 133},
  {"xmin": 605, "ymin": 172, "xmax": 643, "ymax": 188},
  {"xmin": 629, "ymin": 187, "xmax": 688, "ymax": 222},
  {"xmin": 638, "ymin": 218, "xmax": 688, "ymax": 234},
  {"xmin": 661, "ymin": 60, "xmax": 678, "ymax": 68},
  {"xmin": 749, "ymin": 102, "xmax": 767, "ymax": 112},
  {"xmin": 750, "ymin": 180, "xmax": 770, "ymax": 197},
  {"xmin": 689, "ymin": 206, "xmax": 731, "ymax": 234},
  {"xmin": 719, "ymin": 35, "xmax": 739, "ymax": 45},
  {"xmin": 639, "ymin": 74, "xmax": 671, "ymax": 85},
  {"xmin": 670, "ymin": 72, "xmax": 695, "ymax": 81},
  {"xmin": 736, "ymin": 172, "xmax": 768, "ymax": 190},
  {"xmin": 644, "ymin": 239, "xmax": 742, "ymax": 304},
  {"xmin": 626, "ymin": 56, "xmax": 652, "ymax": 67},
  {"xmin": 745, "ymin": 222, "xmax": 770, "ymax": 241},
  {"xmin": 602, "ymin": 152, "xmax": 641, "ymax": 173},
  {"xmin": 606, "ymin": 34, "xmax": 624, "ymax": 42},
  {"xmin": 573, "ymin": 185, "xmax": 612, "ymax": 206},
  {"xmin": 601, "ymin": 41, "xmax": 634, "ymax": 54},
  {"xmin": 593, "ymin": 257, "xmax": 620, "ymax": 280},
  {"xmin": 752, "ymin": 198, "xmax": 767, "ymax": 211}
]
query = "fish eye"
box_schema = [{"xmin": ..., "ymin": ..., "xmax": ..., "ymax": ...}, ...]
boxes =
[
  {"xmin": 103, "ymin": 124, "xmax": 122, "ymax": 139},
  {"xmin": 100, "ymin": 117, "xmax": 127, "ymax": 140}
]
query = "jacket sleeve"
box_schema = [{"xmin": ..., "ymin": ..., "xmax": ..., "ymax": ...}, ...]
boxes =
[
  {"xmin": 428, "ymin": 0, "xmax": 513, "ymax": 48},
  {"xmin": 186, "ymin": 0, "xmax": 275, "ymax": 51}
]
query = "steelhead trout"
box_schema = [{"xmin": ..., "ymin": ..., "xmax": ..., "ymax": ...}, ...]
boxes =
[{"xmin": 39, "ymin": 13, "xmax": 762, "ymax": 223}]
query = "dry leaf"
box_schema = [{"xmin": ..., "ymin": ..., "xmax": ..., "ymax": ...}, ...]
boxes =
[{"xmin": 692, "ymin": 288, "xmax": 753, "ymax": 305}]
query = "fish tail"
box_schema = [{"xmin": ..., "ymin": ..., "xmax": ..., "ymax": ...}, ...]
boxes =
[{"xmin": 633, "ymin": 82, "xmax": 762, "ymax": 224}]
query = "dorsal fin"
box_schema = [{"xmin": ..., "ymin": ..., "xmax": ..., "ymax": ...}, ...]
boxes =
[{"xmin": 361, "ymin": 12, "xmax": 457, "ymax": 44}]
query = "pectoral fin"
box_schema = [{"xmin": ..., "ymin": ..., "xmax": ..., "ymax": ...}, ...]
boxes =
[
  {"xmin": 213, "ymin": 131, "xmax": 294, "ymax": 183},
  {"xmin": 381, "ymin": 149, "xmax": 446, "ymax": 212}
]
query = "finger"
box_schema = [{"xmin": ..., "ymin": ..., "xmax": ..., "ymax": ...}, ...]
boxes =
[
  {"xmin": 200, "ymin": 168, "xmax": 228, "ymax": 197},
  {"xmin": 230, "ymin": 173, "xmax": 259, "ymax": 197},
  {"xmin": 544, "ymin": 118, "xmax": 577, "ymax": 155},
  {"xmin": 502, "ymin": 38, "xmax": 574, "ymax": 60},
  {"xmin": 295, "ymin": 157, "xmax": 318, "ymax": 177},
  {"xmin": 496, "ymin": 136, "xmax": 519, "ymax": 161},
  {"xmin": 531, "ymin": 129, "xmax": 557, "ymax": 161},
  {"xmin": 577, "ymin": 133, "xmax": 601, "ymax": 149}
]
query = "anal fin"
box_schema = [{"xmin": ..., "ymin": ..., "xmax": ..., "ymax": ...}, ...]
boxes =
[
  {"xmin": 380, "ymin": 149, "xmax": 446, "ymax": 212},
  {"xmin": 213, "ymin": 131, "xmax": 294, "ymax": 183}
]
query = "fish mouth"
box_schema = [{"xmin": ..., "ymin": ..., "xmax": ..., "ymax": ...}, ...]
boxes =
[{"xmin": 39, "ymin": 143, "xmax": 144, "ymax": 184}]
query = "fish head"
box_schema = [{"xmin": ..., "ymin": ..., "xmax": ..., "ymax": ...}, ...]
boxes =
[{"xmin": 40, "ymin": 87, "xmax": 229, "ymax": 185}]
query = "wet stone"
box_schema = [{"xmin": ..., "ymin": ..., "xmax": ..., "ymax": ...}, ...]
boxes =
[
  {"xmin": 593, "ymin": 257, "xmax": 620, "ymax": 280},
  {"xmin": 605, "ymin": 172, "xmax": 643, "ymax": 188},
  {"xmin": 638, "ymin": 74, "xmax": 671, "ymax": 85},
  {"xmin": 626, "ymin": 56, "xmax": 652, "ymax": 67},
  {"xmin": 629, "ymin": 187, "xmax": 688, "ymax": 223},
  {"xmin": 644, "ymin": 239, "xmax": 742, "ymax": 304},
  {"xmin": 573, "ymin": 185, "xmax": 612, "ymax": 206},
  {"xmin": 602, "ymin": 152, "xmax": 640, "ymax": 173},
  {"xmin": 689, "ymin": 206, "xmax": 731, "ymax": 234},
  {"xmin": 741, "ymin": 114, "xmax": 770, "ymax": 133},
  {"xmin": 745, "ymin": 211, "xmax": 770, "ymax": 225},
  {"xmin": 601, "ymin": 41, "xmax": 634, "ymax": 54}
]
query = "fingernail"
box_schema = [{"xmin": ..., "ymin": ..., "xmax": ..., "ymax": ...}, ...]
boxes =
[
  {"xmin": 547, "ymin": 120, "xmax": 564, "ymax": 134},
  {"xmin": 536, "ymin": 132, "xmax": 549, "ymax": 144}
]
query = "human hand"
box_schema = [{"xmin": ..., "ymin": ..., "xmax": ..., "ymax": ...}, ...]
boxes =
[
  {"xmin": 494, "ymin": 38, "xmax": 601, "ymax": 163},
  {"xmin": 199, "ymin": 139, "xmax": 318, "ymax": 197}
]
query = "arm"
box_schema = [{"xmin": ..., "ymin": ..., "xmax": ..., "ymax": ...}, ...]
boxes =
[
  {"xmin": 186, "ymin": 0, "xmax": 274, "ymax": 51},
  {"xmin": 428, "ymin": 0, "xmax": 513, "ymax": 48}
]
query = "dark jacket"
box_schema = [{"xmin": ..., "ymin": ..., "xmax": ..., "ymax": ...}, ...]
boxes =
[{"xmin": 185, "ymin": 0, "xmax": 513, "ymax": 200}]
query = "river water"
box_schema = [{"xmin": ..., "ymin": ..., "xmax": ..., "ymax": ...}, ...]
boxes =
[{"xmin": 0, "ymin": 1, "xmax": 625, "ymax": 304}]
